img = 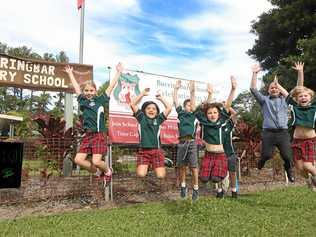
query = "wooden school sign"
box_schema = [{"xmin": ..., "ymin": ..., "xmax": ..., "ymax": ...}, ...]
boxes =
[{"xmin": 0, "ymin": 54, "xmax": 93, "ymax": 93}]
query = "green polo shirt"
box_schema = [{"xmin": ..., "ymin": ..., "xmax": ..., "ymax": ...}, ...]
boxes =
[
  {"xmin": 134, "ymin": 109, "xmax": 167, "ymax": 148},
  {"xmin": 220, "ymin": 109, "xmax": 236, "ymax": 156},
  {"xmin": 287, "ymin": 96, "xmax": 316, "ymax": 129},
  {"xmin": 176, "ymin": 106, "xmax": 198, "ymax": 139},
  {"xmin": 194, "ymin": 107, "xmax": 233, "ymax": 145},
  {"xmin": 78, "ymin": 94, "xmax": 109, "ymax": 132}
]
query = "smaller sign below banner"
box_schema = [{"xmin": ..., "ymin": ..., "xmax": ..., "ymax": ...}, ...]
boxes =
[
  {"xmin": 109, "ymin": 113, "xmax": 179, "ymax": 144},
  {"xmin": 109, "ymin": 113, "xmax": 202, "ymax": 145}
]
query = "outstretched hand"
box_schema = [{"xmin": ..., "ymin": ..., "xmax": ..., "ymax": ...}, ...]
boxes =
[
  {"xmin": 175, "ymin": 80, "xmax": 181, "ymax": 90},
  {"xmin": 142, "ymin": 88, "xmax": 150, "ymax": 96},
  {"xmin": 230, "ymin": 76, "xmax": 237, "ymax": 90},
  {"xmin": 207, "ymin": 83, "xmax": 213, "ymax": 94},
  {"xmin": 251, "ymin": 64, "xmax": 262, "ymax": 74},
  {"xmin": 116, "ymin": 62, "xmax": 124, "ymax": 73},
  {"xmin": 156, "ymin": 90, "xmax": 162, "ymax": 100},
  {"xmin": 189, "ymin": 80, "xmax": 195, "ymax": 93},
  {"xmin": 64, "ymin": 65, "xmax": 73, "ymax": 74},
  {"xmin": 292, "ymin": 61, "xmax": 304, "ymax": 72}
]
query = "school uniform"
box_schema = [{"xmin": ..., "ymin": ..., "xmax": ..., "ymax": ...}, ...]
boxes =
[
  {"xmin": 176, "ymin": 106, "xmax": 198, "ymax": 168},
  {"xmin": 194, "ymin": 108, "xmax": 233, "ymax": 181},
  {"xmin": 222, "ymin": 110, "xmax": 237, "ymax": 172},
  {"xmin": 134, "ymin": 110, "xmax": 166, "ymax": 169},
  {"xmin": 287, "ymin": 97, "xmax": 316, "ymax": 163},
  {"xmin": 77, "ymin": 94, "xmax": 109, "ymax": 154}
]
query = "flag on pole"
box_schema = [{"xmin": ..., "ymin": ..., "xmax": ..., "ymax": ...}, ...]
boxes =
[{"xmin": 77, "ymin": 0, "xmax": 84, "ymax": 9}]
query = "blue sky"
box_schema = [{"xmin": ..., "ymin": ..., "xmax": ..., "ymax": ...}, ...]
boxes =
[{"xmin": 0, "ymin": 0, "xmax": 272, "ymax": 98}]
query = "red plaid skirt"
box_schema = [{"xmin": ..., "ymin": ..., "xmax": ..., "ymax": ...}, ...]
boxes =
[
  {"xmin": 79, "ymin": 132, "xmax": 107, "ymax": 155},
  {"xmin": 199, "ymin": 152, "xmax": 227, "ymax": 181},
  {"xmin": 292, "ymin": 137, "xmax": 316, "ymax": 163},
  {"xmin": 137, "ymin": 148, "xmax": 165, "ymax": 169}
]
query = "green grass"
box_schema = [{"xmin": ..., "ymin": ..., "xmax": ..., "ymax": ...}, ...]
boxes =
[{"xmin": 1, "ymin": 187, "xmax": 315, "ymax": 237}]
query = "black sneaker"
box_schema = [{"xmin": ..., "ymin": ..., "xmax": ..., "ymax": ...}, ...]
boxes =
[
  {"xmin": 232, "ymin": 191, "xmax": 238, "ymax": 198},
  {"xmin": 285, "ymin": 168, "xmax": 295, "ymax": 183},
  {"xmin": 257, "ymin": 159, "xmax": 266, "ymax": 170},
  {"xmin": 192, "ymin": 189, "xmax": 199, "ymax": 201},
  {"xmin": 180, "ymin": 186, "xmax": 188, "ymax": 198},
  {"xmin": 216, "ymin": 190, "xmax": 224, "ymax": 199}
]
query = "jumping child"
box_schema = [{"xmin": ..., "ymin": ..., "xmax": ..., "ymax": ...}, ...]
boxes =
[
  {"xmin": 276, "ymin": 62, "xmax": 316, "ymax": 188},
  {"xmin": 130, "ymin": 88, "xmax": 172, "ymax": 178},
  {"xmin": 206, "ymin": 85, "xmax": 238, "ymax": 198},
  {"xmin": 65, "ymin": 62, "xmax": 123, "ymax": 185},
  {"xmin": 193, "ymin": 77, "xmax": 237, "ymax": 198},
  {"xmin": 173, "ymin": 80, "xmax": 199, "ymax": 201}
]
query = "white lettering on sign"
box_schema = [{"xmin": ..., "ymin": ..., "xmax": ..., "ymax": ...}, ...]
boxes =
[
  {"xmin": 23, "ymin": 74, "xmax": 68, "ymax": 88},
  {"xmin": 0, "ymin": 70, "xmax": 16, "ymax": 82}
]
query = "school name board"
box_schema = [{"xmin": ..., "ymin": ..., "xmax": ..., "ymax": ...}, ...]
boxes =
[{"xmin": 0, "ymin": 54, "xmax": 93, "ymax": 93}]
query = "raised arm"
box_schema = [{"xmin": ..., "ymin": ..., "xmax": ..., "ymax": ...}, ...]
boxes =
[
  {"xmin": 156, "ymin": 91, "xmax": 172, "ymax": 118},
  {"xmin": 274, "ymin": 76, "xmax": 289, "ymax": 97},
  {"xmin": 173, "ymin": 80, "xmax": 181, "ymax": 108},
  {"xmin": 250, "ymin": 64, "xmax": 262, "ymax": 89},
  {"xmin": 189, "ymin": 80, "xmax": 196, "ymax": 111},
  {"xmin": 206, "ymin": 83, "xmax": 213, "ymax": 103},
  {"xmin": 130, "ymin": 88, "xmax": 149, "ymax": 114},
  {"xmin": 225, "ymin": 76, "xmax": 237, "ymax": 110},
  {"xmin": 105, "ymin": 62, "xmax": 124, "ymax": 97},
  {"xmin": 65, "ymin": 65, "xmax": 81, "ymax": 95},
  {"xmin": 292, "ymin": 61, "xmax": 304, "ymax": 86},
  {"xmin": 228, "ymin": 107, "xmax": 237, "ymax": 124}
]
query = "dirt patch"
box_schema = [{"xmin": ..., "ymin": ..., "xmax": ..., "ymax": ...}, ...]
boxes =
[{"xmin": 0, "ymin": 168, "xmax": 308, "ymax": 220}]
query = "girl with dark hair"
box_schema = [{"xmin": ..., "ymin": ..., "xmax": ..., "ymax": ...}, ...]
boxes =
[{"xmin": 130, "ymin": 88, "xmax": 172, "ymax": 178}]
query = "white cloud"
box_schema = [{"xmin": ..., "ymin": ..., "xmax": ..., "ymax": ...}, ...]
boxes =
[{"xmin": 0, "ymin": 0, "xmax": 272, "ymax": 100}]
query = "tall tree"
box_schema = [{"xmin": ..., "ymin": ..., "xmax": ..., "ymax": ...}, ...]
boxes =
[{"xmin": 248, "ymin": 0, "xmax": 316, "ymax": 90}]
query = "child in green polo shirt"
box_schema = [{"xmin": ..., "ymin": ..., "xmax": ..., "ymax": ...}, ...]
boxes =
[
  {"xmin": 130, "ymin": 88, "xmax": 172, "ymax": 178},
  {"xmin": 222, "ymin": 106, "xmax": 238, "ymax": 198},
  {"xmin": 173, "ymin": 79, "xmax": 199, "ymax": 201},
  {"xmin": 65, "ymin": 63, "xmax": 123, "ymax": 186},
  {"xmin": 276, "ymin": 62, "xmax": 316, "ymax": 189},
  {"xmin": 193, "ymin": 77, "xmax": 237, "ymax": 198}
]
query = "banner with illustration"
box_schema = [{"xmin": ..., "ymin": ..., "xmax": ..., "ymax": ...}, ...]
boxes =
[
  {"xmin": 109, "ymin": 71, "xmax": 215, "ymax": 144},
  {"xmin": 0, "ymin": 53, "xmax": 93, "ymax": 93}
]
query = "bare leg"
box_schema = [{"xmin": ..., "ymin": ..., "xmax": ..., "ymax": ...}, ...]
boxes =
[
  {"xmin": 302, "ymin": 162, "xmax": 316, "ymax": 176},
  {"xmin": 155, "ymin": 167, "xmax": 166, "ymax": 179},
  {"xmin": 191, "ymin": 167, "xmax": 199, "ymax": 187},
  {"xmin": 137, "ymin": 165, "xmax": 149, "ymax": 177},
  {"xmin": 179, "ymin": 166, "xmax": 187, "ymax": 185},
  {"xmin": 230, "ymin": 172, "xmax": 237, "ymax": 190},
  {"xmin": 92, "ymin": 154, "xmax": 110, "ymax": 173},
  {"xmin": 74, "ymin": 153, "xmax": 97, "ymax": 173}
]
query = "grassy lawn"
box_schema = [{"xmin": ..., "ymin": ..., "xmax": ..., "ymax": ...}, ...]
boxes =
[{"xmin": 1, "ymin": 187, "xmax": 315, "ymax": 236}]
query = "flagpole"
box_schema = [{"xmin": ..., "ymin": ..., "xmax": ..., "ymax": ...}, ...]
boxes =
[
  {"xmin": 65, "ymin": 1, "xmax": 85, "ymax": 130},
  {"xmin": 79, "ymin": 1, "xmax": 85, "ymax": 64}
]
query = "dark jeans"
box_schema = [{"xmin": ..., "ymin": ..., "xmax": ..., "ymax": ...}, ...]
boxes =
[{"xmin": 261, "ymin": 129, "xmax": 293, "ymax": 170}]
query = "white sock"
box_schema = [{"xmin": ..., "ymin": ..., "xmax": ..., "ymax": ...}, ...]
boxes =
[
  {"xmin": 105, "ymin": 168, "xmax": 112, "ymax": 176},
  {"xmin": 95, "ymin": 168, "xmax": 101, "ymax": 176},
  {"xmin": 181, "ymin": 182, "xmax": 186, "ymax": 188},
  {"xmin": 193, "ymin": 185, "xmax": 199, "ymax": 190},
  {"xmin": 231, "ymin": 187, "xmax": 237, "ymax": 192},
  {"xmin": 217, "ymin": 188, "xmax": 223, "ymax": 193}
]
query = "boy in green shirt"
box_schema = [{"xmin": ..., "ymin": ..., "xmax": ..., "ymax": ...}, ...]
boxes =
[{"xmin": 173, "ymin": 80, "xmax": 199, "ymax": 201}]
